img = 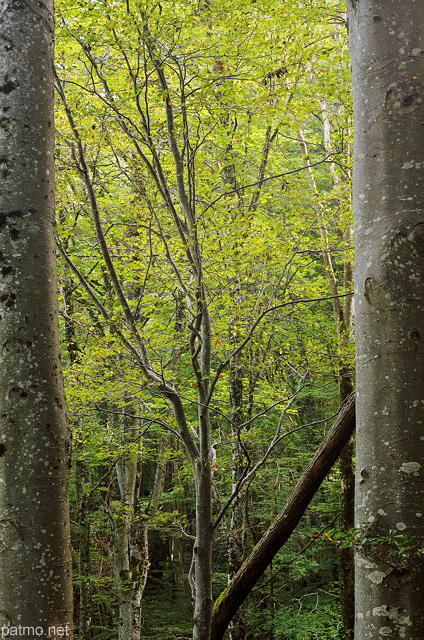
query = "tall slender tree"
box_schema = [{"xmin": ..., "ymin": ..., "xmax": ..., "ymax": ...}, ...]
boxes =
[
  {"xmin": 0, "ymin": 0, "xmax": 73, "ymax": 635},
  {"xmin": 348, "ymin": 1, "xmax": 424, "ymax": 637},
  {"xmin": 54, "ymin": 1, "xmax": 353, "ymax": 637}
]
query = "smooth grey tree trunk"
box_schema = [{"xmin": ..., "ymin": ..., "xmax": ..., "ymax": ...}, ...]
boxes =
[
  {"xmin": 192, "ymin": 411, "xmax": 213, "ymax": 640},
  {"xmin": 0, "ymin": 0, "xmax": 73, "ymax": 635},
  {"xmin": 75, "ymin": 456, "xmax": 92, "ymax": 639},
  {"xmin": 348, "ymin": 1, "xmax": 424, "ymax": 637},
  {"xmin": 113, "ymin": 409, "xmax": 143, "ymax": 640},
  {"xmin": 227, "ymin": 295, "xmax": 247, "ymax": 640}
]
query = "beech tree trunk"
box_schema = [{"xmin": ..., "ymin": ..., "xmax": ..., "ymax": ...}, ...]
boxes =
[
  {"xmin": 211, "ymin": 393, "xmax": 355, "ymax": 640},
  {"xmin": 75, "ymin": 456, "xmax": 92, "ymax": 639},
  {"xmin": 114, "ymin": 430, "xmax": 144, "ymax": 640},
  {"xmin": 113, "ymin": 408, "xmax": 162, "ymax": 640},
  {"xmin": 192, "ymin": 412, "xmax": 213, "ymax": 640},
  {"xmin": 337, "ymin": 371, "xmax": 355, "ymax": 640},
  {"xmin": 227, "ymin": 285, "xmax": 247, "ymax": 640},
  {"xmin": 227, "ymin": 360, "xmax": 247, "ymax": 640},
  {"xmin": 0, "ymin": 0, "xmax": 73, "ymax": 634},
  {"xmin": 348, "ymin": 1, "xmax": 424, "ymax": 637}
]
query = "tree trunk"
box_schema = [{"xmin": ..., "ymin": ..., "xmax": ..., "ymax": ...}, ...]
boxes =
[
  {"xmin": 0, "ymin": 0, "xmax": 73, "ymax": 635},
  {"xmin": 113, "ymin": 408, "xmax": 149, "ymax": 640},
  {"xmin": 227, "ymin": 287, "xmax": 247, "ymax": 640},
  {"xmin": 114, "ymin": 447, "xmax": 145, "ymax": 640},
  {"xmin": 75, "ymin": 456, "xmax": 92, "ymax": 639},
  {"xmin": 211, "ymin": 393, "xmax": 355, "ymax": 640},
  {"xmin": 192, "ymin": 409, "xmax": 213, "ymax": 640},
  {"xmin": 337, "ymin": 371, "xmax": 355, "ymax": 640},
  {"xmin": 227, "ymin": 371, "xmax": 247, "ymax": 640},
  {"xmin": 348, "ymin": 1, "xmax": 424, "ymax": 636},
  {"xmin": 115, "ymin": 522, "xmax": 148, "ymax": 640}
]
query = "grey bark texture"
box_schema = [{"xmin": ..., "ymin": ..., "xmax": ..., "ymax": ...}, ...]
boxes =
[
  {"xmin": 75, "ymin": 456, "xmax": 92, "ymax": 639},
  {"xmin": 348, "ymin": 1, "xmax": 424, "ymax": 637},
  {"xmin": 113, "ymin": 414, "xmax": 168, "ymax": 640},
  {"xmin": 0, "ymin": 0, "xmax": 73, "ymax": 635},
  {"xmin": 114, "ymin": 423, "xmax": 144, "ymax": 640},
  {"xmin": 228, "ymin": 334, "xmax": 247, "ymax": 640}
]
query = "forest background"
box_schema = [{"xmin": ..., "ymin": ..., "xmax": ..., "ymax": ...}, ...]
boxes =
[{"xmin": 54, "ymin": 0, "xmax": 355, "ymax": 638}]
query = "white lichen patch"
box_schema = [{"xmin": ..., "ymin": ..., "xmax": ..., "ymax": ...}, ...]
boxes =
[
  {"xmin": 357, "ymin": 556, "xmax": 377, "ymax": 570},
  {"xmin": 372, "ymin": 604, "xmax": 412, "ymax": 629},
  {"xmin": 402, "ymin": 159, "xmax": 415, "ymax": 169},
  {"xmin": 382, "ymin": 613, "xmax": 410, "ymax": 637},
  {"xmin": 379, "ymin": 627, "xmax": 392, "ymax": 636},
  {"xmin": 396, "ymin": 522, "xmax": 407, "ymax": 530},
  {"xmin": 368, "ymin": 570, "xmax": 386, "ymax": 584},
  {"xmin": 400, "ymin": 461, "xmax": 421, "ymax": 474}
]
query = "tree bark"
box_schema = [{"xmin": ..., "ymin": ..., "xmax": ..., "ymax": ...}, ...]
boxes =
[
  {"xmin": 210, "ymin": 393, "xmax": 355, "ymax": 640},
  {"xmin": 227, "ymin": 346, "xmax": 247, "ymax": 640},
  {"xmin": 112, "ymin": 408, "xmax": 154, "ymax": 640},
  {"xmin": 0, "ymin": 0, "xmax": 73, "ymax": 635},
  {"xmin": 337, "ymin": 380, "xmax": 355, "ymax": 640},
  {"xmin": 192, "ymin": 392, "xmax": 213, "ymax": 640},
  {"xmin": 348, "ymin": 1, "xmax": 424, "ymax": 637},
  {"xmin": 75, "ymin": 456, "xmax": 92, "ymax": 639}
]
